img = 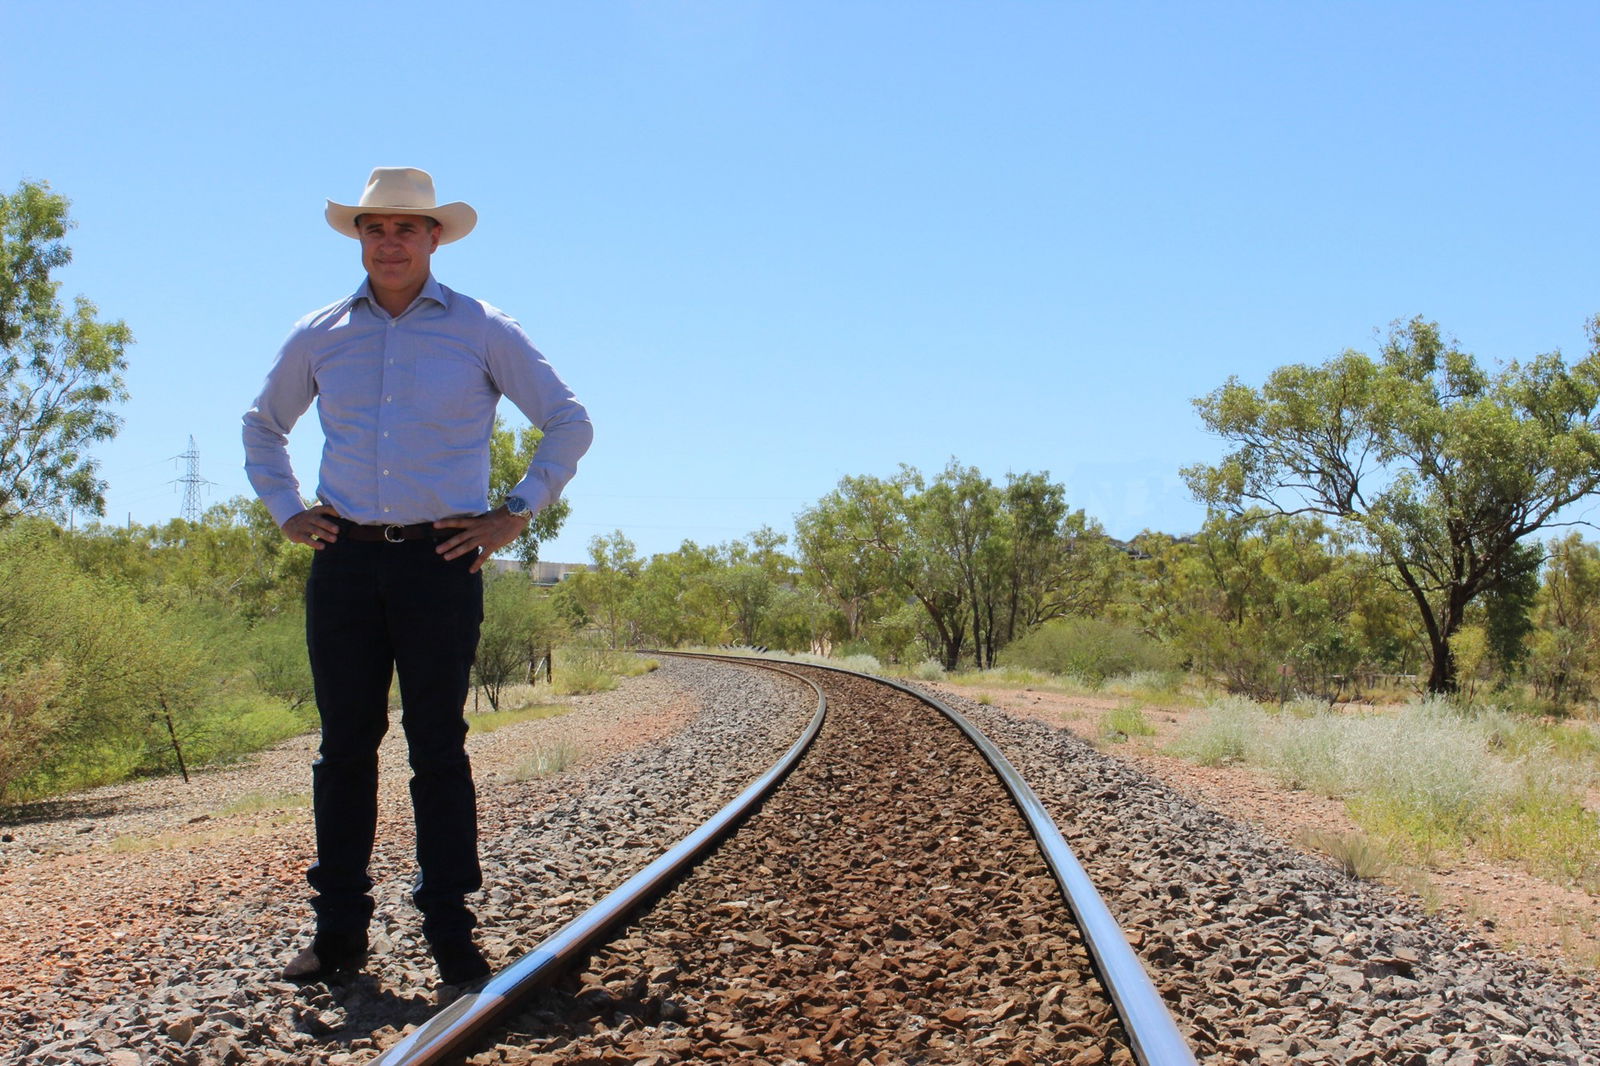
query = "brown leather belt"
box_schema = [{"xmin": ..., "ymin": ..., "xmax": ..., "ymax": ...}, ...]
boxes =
[{"xmin": 340, "ymin": 521, "xmax": 441, "ymax": 543}]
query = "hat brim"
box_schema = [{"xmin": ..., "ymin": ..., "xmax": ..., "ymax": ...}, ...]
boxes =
[{"xmin": 325, "ymin": 200, "xmax": 477, "ymax": 244}]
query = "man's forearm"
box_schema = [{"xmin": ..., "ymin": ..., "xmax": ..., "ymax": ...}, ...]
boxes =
[{"xmin": 508, "ymin": 410, "xmax": 594, "ymax": 514}]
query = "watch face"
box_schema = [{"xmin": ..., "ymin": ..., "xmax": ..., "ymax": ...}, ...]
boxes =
[{"xmin": 506, "ymin": 495, "xmax": 531, "ymax": 516}]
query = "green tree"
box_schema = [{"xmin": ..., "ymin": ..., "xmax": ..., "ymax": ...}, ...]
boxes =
[
  {"xmin": 1, "ymin": 181, "xmax": 131, "ymax": 523},
  {"xmin": 559, "ymin": 530, "xmax": 642, "ymax": 647},
  {"xmin": 796, "ymin": 462, "xmax": 1114, "ymax": 669},
  {"xmin": 794, "ymin": 471, "xmax": 914, "ymax": 646},
  {"xmin": 489, "ymin": 415, "xmax": 573, "ymax": 565},
  {"xmin": 714, "ymin": 526, "xmax": 799, "ymax": 647},
  {"xmin": 70, "ymin": 496, "xmax": 310, "ymax": 621},
  {"xmin": 474, "ymin": 570, "xmax": 564, "ymax": 709},
  {"xmin": 1475, "ymin": 541, "xmax": 1541, "ymax": 680},
  {"xmin": 759, "ymin": 582, "xmax": 832, "ymax": 653},
  {"xmin": 1527, "ymin": 533, "xmax": 1600, "ymax": 704},
  {"xmin": 909, "ymin": 462, "xmax": 993, "ymax": 668},
  {"xmin": 1152, "ymin": 512, "xmax": 1412, "ymax": 699},
  {"xmin": 989, "ymin": 471, "xmax": 1121, "ymax": 659},
  {"xmin": 628, "ymin": 541, "xmax": 730, "ymax": 648},
  {"xmin": 1187, "ymin": 316, "xmax": 1600, "ymax": 693}
]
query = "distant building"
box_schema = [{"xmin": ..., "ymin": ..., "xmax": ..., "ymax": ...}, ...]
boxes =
[{"xmin": 482, "ymin": 558, "xmax": 591, "ymax": 585}]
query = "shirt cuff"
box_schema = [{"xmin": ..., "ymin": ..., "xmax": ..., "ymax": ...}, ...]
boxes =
[
  {"xmin": 264, "ymin": 491, "xmax": 312, "ymax": 530},
  {"xmin": 507, "ymin": 476, "xmax": 553, "ymax": 517}
]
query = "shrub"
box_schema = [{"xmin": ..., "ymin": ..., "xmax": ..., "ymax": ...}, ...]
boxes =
[
  {"xmin": 514, "ymin": 739, "xmax": 582, "ymax": 780},
  {"xmin": 1262, "ymin": 712, "xmax": 1349, "ymax": 794},
  {"xmin": 1101, "ymin": 706, "xmax": 1156, "ymax": 743},
  {"xmin": 1003, "ymin": 618, "xmax": 1175, "ymax": 686},
  {"xmin": 1103, "ymin": 670, "xmax": 1190, "ymax": 701},
  {"xmin": 1167, "ymin": 697, "xmax": 1261, "ymax": 766},
  {"xmin": 1169, "ymin": 692, "xmax": 1600, "ymax": 879},
  {"xmin": 551, "ymin": 640, "xmax": 651, "ymax": 695},
  {"xmin": 0, "ymin": 663, "xmax": 66, "ymax": 799},
  {"xmin": 1296, "ymin": 828, "xmax": 1392, "ymax": 881},
  {"xmin": 834, "ymin": 653, "xmax": 885, "ymax": 675},
  {"xmin": 944, "ymin": 665, "xmax": 1064, "ymax": 691},
  {"xmin": 248, "ymin": 609, "xmax": 314, "ymax": 709},
  {"xmin": 1339, "ymin": 700, "xmax": 1518, "ymax": 844},
  {"xmin": 0, "ymin": 526, "xmax": 227, "ymax": 797}
]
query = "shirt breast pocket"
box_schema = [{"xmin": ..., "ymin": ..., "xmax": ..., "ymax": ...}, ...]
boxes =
[{"xmin": 414, "ymin": 351, "xmax": 491, "ymax": 427}]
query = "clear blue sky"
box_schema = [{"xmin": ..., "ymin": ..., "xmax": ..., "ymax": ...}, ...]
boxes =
[{"xmin": 4, "ymin": 1, "xmax": 1597, "ymax": 562}]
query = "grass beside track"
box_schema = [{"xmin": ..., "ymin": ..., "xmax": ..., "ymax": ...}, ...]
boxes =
[{"xmin": 1169, "ymin": 695, "xmax": 1600, "ymax": 891}]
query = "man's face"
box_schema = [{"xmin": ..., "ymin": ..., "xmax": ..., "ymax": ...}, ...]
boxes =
[{"xmin": 358, "ymin": 213, "xmax": 440, "ymax": 300}]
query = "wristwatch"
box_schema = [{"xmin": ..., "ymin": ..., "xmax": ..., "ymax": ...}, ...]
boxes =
[{"xmin": 504, "ymin": 495, "xmax": 532, "ymax": 519}]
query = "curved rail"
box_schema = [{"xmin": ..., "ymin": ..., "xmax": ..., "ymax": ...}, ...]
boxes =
[
  {"xmin": 774, "ymin": 654, "xmax": 1198, "ymax": 1066},
  {"xmin": 372, "ymin": 658, "xmax": 826, "ymax": 1065},
  {"xmin": 375, "ymin": 651, "xmax": 1197, "ymax": 1066}
]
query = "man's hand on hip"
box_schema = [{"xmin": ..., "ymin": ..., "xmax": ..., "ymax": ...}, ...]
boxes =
[
  {"xmin": 283, "ymin": 505, "xmax": 342, "ymax": 548},
  {"xmin": 433, "ymin": 507, "xmax": 532, "ymax": 574}
]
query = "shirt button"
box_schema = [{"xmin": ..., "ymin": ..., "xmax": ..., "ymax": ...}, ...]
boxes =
[
  {"xmin": 383, "ymin": 506, "xmax": 392, "ymax": 513},
  {"xmin": 382, "ymin": 469, "xmax": 390, "ymax": 476},
  {"xmin": 383, "ymin": 431, "xmax": 390, "ymax": 438},
  {"xmin": 386, "ymin": 395, "xmax": 393, "ymax": 402}
]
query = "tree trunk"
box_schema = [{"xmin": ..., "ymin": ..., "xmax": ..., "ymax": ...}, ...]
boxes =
[
  {"xmin": 1426, "ymin": 635, "xmax": 1457, "ymax": 694},
  {"xmin": 1390, "ymin": 556, "xmax": 1457, "ymax": 694}
]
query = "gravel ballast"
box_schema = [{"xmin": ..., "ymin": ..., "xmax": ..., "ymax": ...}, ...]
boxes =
[{"xmin": 3, "ymin": 656, "xmax": 1597, "ymax": 1065}]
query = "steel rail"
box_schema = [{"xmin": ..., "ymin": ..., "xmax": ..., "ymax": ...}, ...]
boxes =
[
  {"xmin": 771, "ymin": 654, "xmax": 1199, "ymax": 1066},
  {"xmin": 371, "ymin": 657, "xmax": 826, "ymax": 1066}
]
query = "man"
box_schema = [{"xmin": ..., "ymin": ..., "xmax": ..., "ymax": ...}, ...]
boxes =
[{"xmin": 243, "ymin": 167, "xmax": 592, "ymax": 987}]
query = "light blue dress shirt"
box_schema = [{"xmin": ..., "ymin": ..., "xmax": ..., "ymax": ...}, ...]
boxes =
[{"xmin": 242, "ymin": 276, "xmax": 592, "ymax": 529}]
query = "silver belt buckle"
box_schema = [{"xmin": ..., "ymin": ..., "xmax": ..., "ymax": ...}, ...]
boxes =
[{"xmin": 383, "ymin": 524, "xmax": 406, "ymax": 543}]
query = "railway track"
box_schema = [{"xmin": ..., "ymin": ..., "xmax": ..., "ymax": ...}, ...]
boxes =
[
  {"xmin": 11, "ymin": 652, "xmax": 1598, "ymax": 1064},
  {"xmin": 377, "ymin": 653, "xmax": 1194, "ymax": 1065}
]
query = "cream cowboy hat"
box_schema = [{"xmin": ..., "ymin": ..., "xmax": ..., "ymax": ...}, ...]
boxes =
[{"xmin": 325, "ymin": 167, "xmax": 477, "ymax": 244}]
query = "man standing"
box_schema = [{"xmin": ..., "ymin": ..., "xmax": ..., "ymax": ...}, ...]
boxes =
[{"xmin": 243, "ymin": 167, "xmax": 592, "ymax": 987}]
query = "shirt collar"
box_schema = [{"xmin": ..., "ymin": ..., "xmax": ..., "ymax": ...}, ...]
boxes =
[{"xmin": 352, "ymin": 275, "xmax": 449, "ymax": 317}]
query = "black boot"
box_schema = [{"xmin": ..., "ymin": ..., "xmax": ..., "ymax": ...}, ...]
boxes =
[
  {"xmin": 430, "ymin": 937, "xmax": 490, "ymax": 986},
  {"xmin": 281, "ymin": 930, "xmax": 369, "ymax": 983}
]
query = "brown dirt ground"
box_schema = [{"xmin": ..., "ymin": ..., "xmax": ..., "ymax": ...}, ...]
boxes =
[{"xmin": 928, "ymin": 681, "xmax": 1600, "ymax": 975}]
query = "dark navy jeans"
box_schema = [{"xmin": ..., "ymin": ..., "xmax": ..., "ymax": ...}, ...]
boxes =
[{"xmin": 303, "ymin": 533, "xmax": 484, "ymax": 945}]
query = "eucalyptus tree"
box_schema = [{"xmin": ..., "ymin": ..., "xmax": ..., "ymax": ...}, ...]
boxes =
[
  {"xmin": 489, "ymin": 415, "xmax": 571, "ymax": 565},
  {"xmin": 714, "ymin": 526, "xmax": 795, "ymax": 646},
  {"xmin": 1187, "ymin": 316, "xmax": 1600, "ymax": 692},
  {"xmin": 1527, "ymin": 533, "xmax": 1600, "ymax": 704},
  {"xmin": 992, "ymin": 471, "xmax": 1121, "ymax": 656},
  {"xmin": 560, "ymin": 531, "xmax": 642, "ymax": 647},
  {"xmin": 797, "ymin": 461, "xmax": 1113, "ymax": 669},
  {"xmin": 1, "ymin": 181, "xmax": 131, "ymax": 523},
  {"xmin": 1136, "ymin": 511, "xmax": 1413, "ymax": 698},
  {"xmin": 794, "ymin": 470, "xmax": 914, "ymax": 645},
  {"xmin": 627, "ymin": 540, "xmax": 730, "ymax": 648}
]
